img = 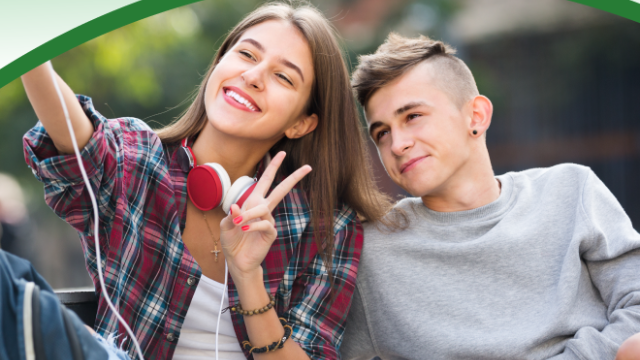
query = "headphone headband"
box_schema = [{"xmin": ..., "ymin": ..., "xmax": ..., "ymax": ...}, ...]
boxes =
[{"xmin": 178, "ymin": 137, "xmax": 196, "ymax": 172}]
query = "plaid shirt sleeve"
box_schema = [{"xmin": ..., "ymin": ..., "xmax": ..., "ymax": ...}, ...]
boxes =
[
  {"xmin": 285, "ymin": 205, "xmax": 364, "ymax": 360},
  {"xmin": 22, "ymin": 95, "xmax": 148, "ymax": 261}
]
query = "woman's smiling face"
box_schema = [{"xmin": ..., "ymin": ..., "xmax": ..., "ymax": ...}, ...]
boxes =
[{"xmin": 203, "ymin": 20, "xmax": 315, "ymax": 142}]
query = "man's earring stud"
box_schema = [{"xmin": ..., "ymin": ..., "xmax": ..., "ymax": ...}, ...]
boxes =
[{"xmin": 473, "ymin": 130, "xmax": 478, "ymax": 135}]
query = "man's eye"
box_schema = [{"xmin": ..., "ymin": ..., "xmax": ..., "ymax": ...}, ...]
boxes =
[
  {"xmin": 408, "ymin": 113, "xmax": 421, "ymax": 120},
  {"xmin": 277, "ymin": 73, "xmax": 293, "ymax": 85},
  {"xmin": 376, "ymin": 130, "xmax": 389, "ymax": 141}
]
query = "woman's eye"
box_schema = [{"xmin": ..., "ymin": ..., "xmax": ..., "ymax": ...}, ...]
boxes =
[
  {"xmin": 240, "ymin": 50, "xmax": 254, "ymax": 60},
  {"xmin": 277, "ymin": 73, "xmax": 293, "ymax": 86},
  {"xmin": 408, "ymin": 113, "xmax": 421, "ymax": 120}
]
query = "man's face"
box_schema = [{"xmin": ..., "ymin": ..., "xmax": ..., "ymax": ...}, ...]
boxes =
[{"xmin": 366, "ymin": 61, "xmax": 474, "ymax": 197}]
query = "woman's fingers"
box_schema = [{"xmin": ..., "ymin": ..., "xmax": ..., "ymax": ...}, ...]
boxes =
[
  {"xmin": 253, "ymin": 151, "xmax": 286, "ymax": 197},
  {"xmin": 266, "ymin": 165, "xmax": 312, "ymax": 210},
  {"xmin": 240, "ymin": 220, "xmax": 277, "ymax": 239},
  {"xmin": 237, "ymin": 150, "xmax": 312, "ymax": 212},
  {"xmin": 221, "ymin": 204, "xmax": 243, "ymax": 231},
  {"xmin": 231, "ymin": 204, "xmax": 274, "ymax": 226}
]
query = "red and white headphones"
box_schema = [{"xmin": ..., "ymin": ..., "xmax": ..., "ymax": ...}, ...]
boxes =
[{"xmin": 178, "ymin": 138, "xmax": 257, "ymax": 214}]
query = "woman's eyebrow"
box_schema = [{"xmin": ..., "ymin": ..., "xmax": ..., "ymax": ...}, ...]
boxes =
[
  {"xmin": 240, "ymin": 38, "xmax": 265, "ymax": 52},
  {"xmin": 279, "ymin": 58, "xmax": 304, "ymax": 83},
  {"xmin": 238, "ymin": 38, "xmax": 305, "ymax": 83}
]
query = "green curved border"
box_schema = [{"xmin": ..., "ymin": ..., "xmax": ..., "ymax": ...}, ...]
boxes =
[
  {"xmin": 2, "ymin": 0, "xmax": 638, "ymax": 90},
  {"xmin": 569, "ymin": 0, "xmax": 640, "ymax": 24},
  {"xmin": 0, "ymin": 0, "xmax": 202, "ymax": 90}
]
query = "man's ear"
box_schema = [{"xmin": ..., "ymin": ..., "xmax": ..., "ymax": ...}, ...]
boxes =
[
  {"xmin": 284, "ymin": 113, "xmax": 318, "ymax": 139},
  {"xmin": 468, "ymin": 95, "xmax": 493, "ymax": 137}
]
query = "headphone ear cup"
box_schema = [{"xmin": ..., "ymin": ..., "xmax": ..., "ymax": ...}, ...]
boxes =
[
  {"xmin": 222, "ymin": 176, "xmax": 257, "ymax": 214},
  {"xmin": 186, "ymin": 163, "xmax": 231, "ymax": 211},
  {"xmin": 207, "ymin": 163, "xmax": 231, "ymax": 199}
]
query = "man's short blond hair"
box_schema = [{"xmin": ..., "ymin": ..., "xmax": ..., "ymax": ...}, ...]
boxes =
[{"xmin": 352, "ymin": 33, "xmax": 479, "ymax": 109}]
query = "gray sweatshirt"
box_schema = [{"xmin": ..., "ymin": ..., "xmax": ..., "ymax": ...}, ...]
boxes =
[{"xmin": 341, "ymin": 164, "xmax": 640, "ymax": 360}]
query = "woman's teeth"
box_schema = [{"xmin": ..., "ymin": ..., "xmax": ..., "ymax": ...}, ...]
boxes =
[{"xmin": 226, "ymin": 90, "xmax": 257, "ymax": 111}]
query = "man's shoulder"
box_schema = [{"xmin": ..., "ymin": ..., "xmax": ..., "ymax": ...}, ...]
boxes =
[
  {"xmin": 504, "ymin": 163, "xmax": 593, "ymax": 187},
  {"xmin": 501, "ymin": 163, "xmax": 596, "ymax": 210},
  {"xmin": 393, "ymin": 196, "xmax": 423, "ymax": 211},
  {"xmin": 362, "ymin": 197, "xmax": 421, "ymax": 237}
]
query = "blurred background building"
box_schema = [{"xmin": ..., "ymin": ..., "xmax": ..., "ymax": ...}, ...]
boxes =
[{"xmin": 0, "ymin": 0, "xmax": 638, "ymax": 288}]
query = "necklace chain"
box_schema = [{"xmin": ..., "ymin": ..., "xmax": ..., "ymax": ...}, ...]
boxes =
[{"xmin": 202, "ymin": 211, "xmax": 221, "ymax": 262}]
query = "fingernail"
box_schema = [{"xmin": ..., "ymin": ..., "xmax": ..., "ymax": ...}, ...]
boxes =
[
  {"xmin": 230, "ymin": 208, "xmax": 233, "ymax": 215},
  {"xmin": 233, "ymin": 216, "xmax": 243, "ymax": 224},
  {"xmin": 241, "ymin": 225, "xmax": 250, "ymax": 231}
]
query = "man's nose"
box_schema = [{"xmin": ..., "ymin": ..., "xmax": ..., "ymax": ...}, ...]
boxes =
[{"xmin": 390, "ymin": 131, "xmax": 413, "ymax": 156}]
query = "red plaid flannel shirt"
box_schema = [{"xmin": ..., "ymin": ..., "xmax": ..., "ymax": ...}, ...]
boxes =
[{"xmin": 23, "ymin": 95, "xmax": 363, "ymax": 359}]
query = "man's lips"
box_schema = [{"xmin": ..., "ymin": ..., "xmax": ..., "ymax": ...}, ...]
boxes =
[
  {"xmin": 222, "ymin": 86, "xmax": 261, "ymax": 112},
  {"xmin": 400, "ymin": 156, "xmax": 428, "ymax": 174}
]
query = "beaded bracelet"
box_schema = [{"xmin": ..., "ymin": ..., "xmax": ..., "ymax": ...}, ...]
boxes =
[
  {"xmin": 226, "ymin": 293, "xmax": 275, "ymax": 316},
  {"xmin": 241, "ymin": 318, "xmax": 293, "ymax": 354}
]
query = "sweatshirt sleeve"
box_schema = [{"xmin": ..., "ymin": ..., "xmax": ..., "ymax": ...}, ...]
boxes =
[{"xmin": 563, "ymin": 169, "xmax": 640, "ymax": 360}]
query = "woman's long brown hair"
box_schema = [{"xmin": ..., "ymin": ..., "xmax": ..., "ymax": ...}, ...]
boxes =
[{"xmin": 156, "ymin": 2, "xmax": 397, "ymax": 290}]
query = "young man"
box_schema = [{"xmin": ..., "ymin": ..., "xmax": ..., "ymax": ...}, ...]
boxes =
[{"xmin": 341, "ymin": 34, "xmax": 640, "ymax": 360}]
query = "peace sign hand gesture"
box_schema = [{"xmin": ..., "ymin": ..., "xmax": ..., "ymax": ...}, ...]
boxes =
[{"xmin": 219, "ymin": 151, "xmax": 311, "ymax": 280}]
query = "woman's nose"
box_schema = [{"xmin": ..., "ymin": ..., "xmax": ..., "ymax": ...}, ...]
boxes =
[{"xmin": 241, "ymin": 67, "xmax": 265, "ymax": 91}]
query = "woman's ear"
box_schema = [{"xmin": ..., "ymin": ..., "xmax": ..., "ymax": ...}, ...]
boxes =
[
  {"xmin": 468, "ymin": 95, "xmax": 493, "ymax": 137},
  {"xmin": 284, "ymin": 113, "xmax": 318, "ymax": 139}
]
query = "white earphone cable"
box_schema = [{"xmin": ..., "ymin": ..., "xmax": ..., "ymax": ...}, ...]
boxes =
[
  {"xmin": 46, "ymin": 61, "xmax": 145, "ymax": 360},
  {"xmin": 215, "ymin": 260, "xmax": 229, "ymax": 360}
]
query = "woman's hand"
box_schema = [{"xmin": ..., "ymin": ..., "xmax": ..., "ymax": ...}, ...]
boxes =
[{"xmin": 219, "ymin": 151, "xmax": 311, "ymax": 280}]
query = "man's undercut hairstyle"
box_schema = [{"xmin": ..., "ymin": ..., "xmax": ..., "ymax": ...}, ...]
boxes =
[{"xmin": 352, "ymin": 33, "xmax": 479, "ymax": 109}]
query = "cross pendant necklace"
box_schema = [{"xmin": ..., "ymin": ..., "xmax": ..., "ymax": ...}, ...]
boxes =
[{"xmin": 202, "ymin": 211, "xmax": 221, "ymax": 262}]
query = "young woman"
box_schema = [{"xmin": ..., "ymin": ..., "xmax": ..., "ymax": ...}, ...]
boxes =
[{"xmin": 21, "ymin": 3, "xmax": 391, "ymax": 359}]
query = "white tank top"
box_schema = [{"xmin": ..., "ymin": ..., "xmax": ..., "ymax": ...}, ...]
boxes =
[{"xmin": 173, "ymin": 274, "xmax": 245, "ymax": 360}]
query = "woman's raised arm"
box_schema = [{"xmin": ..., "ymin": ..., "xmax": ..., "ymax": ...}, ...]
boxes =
[{"xmin": 21, "ymin": 63, "xmax": 94, "ymax": 154}]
